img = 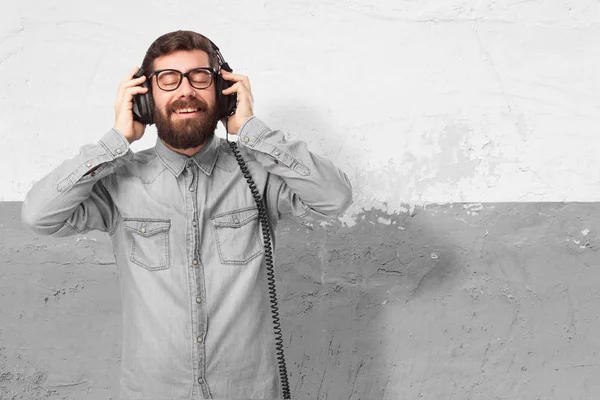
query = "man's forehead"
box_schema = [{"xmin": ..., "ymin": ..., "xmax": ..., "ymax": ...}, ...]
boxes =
[{"xmin": 153, "ymin": 49, "xmax": 211, "ymax": 69}]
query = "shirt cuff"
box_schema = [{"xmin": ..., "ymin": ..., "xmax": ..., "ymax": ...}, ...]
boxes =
[
  {"xmin": 236, "ymin": 116, "xmax": 310, "ymax": 176},
  {"xmin": 99, "ymin": 128, "xmax": 131, "ymax": 159},
  {"xmin": 237, "ymin": 116, "xmax": 270, "ymax": 148}
]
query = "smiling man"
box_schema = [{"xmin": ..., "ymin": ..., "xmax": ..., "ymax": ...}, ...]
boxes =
[{"xmin": 21, "ymin": 30, "xmax": 352, "ymax": 399}]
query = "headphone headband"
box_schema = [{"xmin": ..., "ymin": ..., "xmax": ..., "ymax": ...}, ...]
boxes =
[{"xmin": 206, "ymin": 37, "xmax": 228, "ymax": 70}]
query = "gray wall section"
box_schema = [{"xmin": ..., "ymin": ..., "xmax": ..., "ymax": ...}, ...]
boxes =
[{"xmin": 1, "ymin": 202, "xmax": 599, "ymax": 399}]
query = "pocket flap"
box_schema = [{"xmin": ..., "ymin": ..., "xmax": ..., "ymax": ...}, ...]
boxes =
[
  {"xmin": 211, "ymin": 207, "xmax": 259, "ymax": 228},
  {"xmin": 123, "ymin": 219, "xmax": 171, "ymax": 237}
]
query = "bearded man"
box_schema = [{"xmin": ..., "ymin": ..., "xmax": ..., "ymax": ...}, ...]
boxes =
[{"xmin": 21, "ymin": 30, "xmax": 352, "ymax": 400}]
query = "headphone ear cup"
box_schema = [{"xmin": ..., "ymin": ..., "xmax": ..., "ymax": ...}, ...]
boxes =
[
  {"xmin": 132, "ymin": 79, "xmax": 154, "ymax": 125},
  {"xmin": 215, "ymin": 70, "xmax": 237, "ymax": 120}
]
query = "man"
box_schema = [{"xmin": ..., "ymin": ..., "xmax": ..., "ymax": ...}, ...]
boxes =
[{"xmin": 21, "ymin": 30, "xmax": 352, "ymax": 399}]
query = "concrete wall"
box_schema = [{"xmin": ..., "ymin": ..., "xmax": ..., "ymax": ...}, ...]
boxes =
[{"xmin": 2, "ymin": 1, "xmax": 600, "ymax": 399}]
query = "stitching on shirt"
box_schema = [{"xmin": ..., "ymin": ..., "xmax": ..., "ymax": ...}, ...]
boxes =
[
  {"xmin": 129, "ymin": 231, "xmax": 170, "ymax": 271},
  {"xmin": 98, "ymin": 140, "xmax": 114, "ymax": 159},
  {"xmin": 124, "ymin": 218, "xmax": 171, "ymax": 270},
  {"xmin": 290, "ymin": 160, "xmax": 311, "ymax": 176},
  {"xmin": 212, "ymin": 208, "xmax": 263, "ymax": 265},
  {"xmin": 64, "ymin": 220, "xmax": 85, "ymax": 234},
  {"xmin": 213, "ymin": 227, "xmax": 264, "ymax": 265},
  {"xmin": 253, "ymin": 126, "xmax": 271, "ymax": 144},
  {"xmin": 293, "ymin": 208, "xmax": 310, "ymax": 220},
  {"xmin": 108, "ymin": 214, "xmax": 121, "ymax": 236},
  {"xmin": 123, "ymin": 219, "xmax": 170, "ymax": 235},
  {"xmin": 210, "ymin": 206, "xmax": 258, "ymax": 220},
  {"xmin": 114, "ymin": 162, "xmax": 169, "ymax": 184},
  {"xmin": 56, "ymin": 175, "xmax": 74, "ymax": 193},
  {"xmin": 154, "ymin": 146, "xmax": 186, "ymax": 177}
]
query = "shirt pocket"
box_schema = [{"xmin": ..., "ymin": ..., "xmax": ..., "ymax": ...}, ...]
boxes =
[
  {"xmin": 211, "ymin": 207, "xmax": 263, "ymax": 265},
  {"xmin": 122, "ymin": 218, "xmax": 171, "ymax": 271}
]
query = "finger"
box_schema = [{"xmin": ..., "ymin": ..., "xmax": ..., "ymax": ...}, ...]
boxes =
[
  {"xmin": 123, "ymin": 66, "xmax": 143, "ymax": 83},
  {"xmin": 127, "ymin": 66, "xmax": 139, "ymax": 78},
  {"xmin": 221, "ymin": 81, "xmax": 246, "ymax": 95},
  {"xmin": 221, "ymin": 70, "xmax": 251, "ymax": 88},
  {"xmin": 119, "ymin": 67, "xmax": 146, "ymax": 89},
  {"xmin": 120, "ymin": 74, "xmax": 147, "ymax": 89},
  {"xmin": 119, "ymin": 86, "xmax": 149, "ymax": 110},
  {"xmin": 117, "ymin": 70, "xmax": 147, "ymax": 99},
  {"xmin": 227, "ymin": 83, "xmax": 254, "ymax": 110},
  {"xmin": 125, "ymin": 85, "xmax": 148, "ymax": 99},
  {"xmin": 240, "ymin": 76, "xmax": 251, "ymax": 91}
]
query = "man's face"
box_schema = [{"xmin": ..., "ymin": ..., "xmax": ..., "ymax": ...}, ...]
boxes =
[{"xmin": 151, "ymin": 49, "xmax": 218, "ymax": 150}]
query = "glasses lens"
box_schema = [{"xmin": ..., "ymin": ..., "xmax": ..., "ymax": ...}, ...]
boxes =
[
  {"xmin": 156, "ymin": 70, "xmax": 181, "ymax": 91},
  {"xmin": 188, "ymin": 69, "xmax": 213, "ymax": 89}
]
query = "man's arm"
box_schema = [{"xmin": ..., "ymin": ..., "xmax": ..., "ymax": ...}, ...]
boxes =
[
  {"xmin": 21, "ymin": 129, "xmax": 133, "ymax": 236},
  {"xmin": 237, "ymin": 116, "xmax": 353, "ymax": 223},
  {"xmin": 22, "ymin": 67, "xmax": 148, "ymax": 237},
  {"xmin": 220, "ymin": 70, "xmax": 352, "ymax": 223}
]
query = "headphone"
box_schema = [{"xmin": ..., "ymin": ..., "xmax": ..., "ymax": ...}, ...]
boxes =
[{"xmin": 132, "ymin": 36, "xmax": 237, "ymax": 125}]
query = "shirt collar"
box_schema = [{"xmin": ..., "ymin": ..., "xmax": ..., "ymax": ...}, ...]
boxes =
[{"xmin": 155, "ymin": 134, "xmax": 219, "ymax": 177}]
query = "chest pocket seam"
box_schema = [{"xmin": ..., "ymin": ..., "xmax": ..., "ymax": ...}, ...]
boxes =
[
  {"xmin": 123, "ymin": 218, "xmax": 171, "ymax": 271},
  {"xmin": 211, "ymin": 207, "xmax": 263, "ymax": 265}
]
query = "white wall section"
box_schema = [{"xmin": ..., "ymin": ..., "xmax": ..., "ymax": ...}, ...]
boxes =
[{"xmin": 1, "ymin": 1, "xmax": 599, "ymax": 213}]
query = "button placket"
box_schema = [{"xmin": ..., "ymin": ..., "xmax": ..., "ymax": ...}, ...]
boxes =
[{"xmin": 187, "ymin": 159, "xmax": 207, "ymax": 387}]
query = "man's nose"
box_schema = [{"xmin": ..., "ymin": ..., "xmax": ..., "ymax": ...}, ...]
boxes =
[{"xmin": 177, "ymin": 76, "xmax": 196, "ymax": 97}]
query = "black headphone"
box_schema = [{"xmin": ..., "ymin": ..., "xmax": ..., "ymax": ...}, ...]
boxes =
[{"xmin": 132, "ymin": 36, "xmax": 237, "ymax": 125}]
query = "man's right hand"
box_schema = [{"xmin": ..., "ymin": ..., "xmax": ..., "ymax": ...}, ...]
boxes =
[{"xmin": 114, "ymin": 66, "xmax": 149, "ymax": 144}]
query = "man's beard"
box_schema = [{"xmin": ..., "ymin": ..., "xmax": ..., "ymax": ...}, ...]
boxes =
[{"xmin": 154, "ymin": 96, "xmax": 218, "ymax": 150}]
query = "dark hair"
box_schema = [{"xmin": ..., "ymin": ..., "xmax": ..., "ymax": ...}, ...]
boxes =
[{"xmin": 141, "ymin": 30, "xmax": 219, "ymax": 76}]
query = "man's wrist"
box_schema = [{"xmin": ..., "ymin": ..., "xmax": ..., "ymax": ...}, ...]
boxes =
[{"xmin": 112, "ymin": 127, "xmax": 134, "ymax": 145}]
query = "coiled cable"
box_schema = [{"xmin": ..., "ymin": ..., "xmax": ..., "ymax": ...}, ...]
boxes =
[{"xmin": 226, "ymin": 134, "xmax": 291, "ymax": 399}]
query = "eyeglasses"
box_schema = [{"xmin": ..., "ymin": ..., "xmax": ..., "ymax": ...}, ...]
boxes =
[{"xmin": 150, "ymin": 67, "xmax": 215, "ymax": 91}]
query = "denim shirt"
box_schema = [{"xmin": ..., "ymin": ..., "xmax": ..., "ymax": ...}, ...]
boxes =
[{"xmin": 21, "ymin": 116, "xmax": 352, "ymax": 400}]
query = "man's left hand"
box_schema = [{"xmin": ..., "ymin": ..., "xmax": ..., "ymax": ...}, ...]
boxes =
[{"xmin": 220, "ymin": 70, "xmax": 254, "ymax": 135}]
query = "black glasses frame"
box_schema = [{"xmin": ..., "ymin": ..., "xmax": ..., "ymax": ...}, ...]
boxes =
[{"xmin": 149, "ymin": 67, "xmax": 216, "ymax": 91}]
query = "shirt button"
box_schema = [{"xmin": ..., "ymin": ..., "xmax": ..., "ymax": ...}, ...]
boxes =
[
  {"xmin": 189, "ymin": 187, "xmax": 195, "ymax": 192},
  {"xmin": 274, "ymin": 151, "xmax": 280, "ymax": 156},
  {"xmin": 196, "ymin": 297, "xmax": 202, "ymax": 303},
  {"xmin": 192, "ymin": 220, "xmax": 197, "ymax": 226},
  {"xmin": 192, "ymin": 259, "xmax": 198, "ymax": 265},
  {"xmin": 243, "ymin": 137, "xmax": 250, "ymax": 143},
  {"xmin": 197, "ymin": 336, "xmax": 203, "ymax": 343},
  {"xmin": 116, "ymin": 149, "xmax": 122, "ymax": 154},
  {"xmin": 140, "ymin": 227, "xmax": 146, "ymax": 233},
  {"xmin": 198, "ymin": 377, "xmax": 204, "ymax": 384},
  {"xmin": 86, "ymin": 162, "xmax": 92, "ymax": 167},
  {"xmin": 233, "ymin": 218, "xmax": 239, "ymax": 224}
]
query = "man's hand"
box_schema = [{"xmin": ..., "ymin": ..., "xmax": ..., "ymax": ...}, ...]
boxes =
[
  {"xmin": 220, "ymin": 70, "xmax": 254, "ymax": 135},
  {"xmin": 114, "ymin": 67, "xmax": 148, "ymax": 144}
]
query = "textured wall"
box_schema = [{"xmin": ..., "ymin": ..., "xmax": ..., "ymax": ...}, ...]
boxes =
[
  {"xmin": 2, "ymin": 1, "xmax": 600, "ymax": 399},
  {"xmin": 1, "ymin": 1, "xmax": 600, "ymax": 208},
  {"xmin": 2, "ymin": 202, "xmax": 600, "ymax": 399}
]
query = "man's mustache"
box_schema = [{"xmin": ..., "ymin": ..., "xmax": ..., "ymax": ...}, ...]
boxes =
[{"xmin": 167, "ymin": 97, "xmax": 209, "ymax": 114}]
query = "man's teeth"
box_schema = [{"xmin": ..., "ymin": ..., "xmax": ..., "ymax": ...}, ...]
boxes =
[{"xmin": 175, "ymin": 108, "xmax": 199, "ymax": 114}]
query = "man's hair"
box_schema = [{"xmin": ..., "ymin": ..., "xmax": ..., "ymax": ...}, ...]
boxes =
[{"xmin": 141, "ymin": 30, "xmax": 220, "ymax": 76}]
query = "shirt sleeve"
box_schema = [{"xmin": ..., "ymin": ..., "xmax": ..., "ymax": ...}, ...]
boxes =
[
  {"xmin": 236, "ymin": 116, "xmax": 353, "ymax": 224},
  {"xmin": 21, "ymin": 128, "xmax": 133, "ymax": 237}
]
